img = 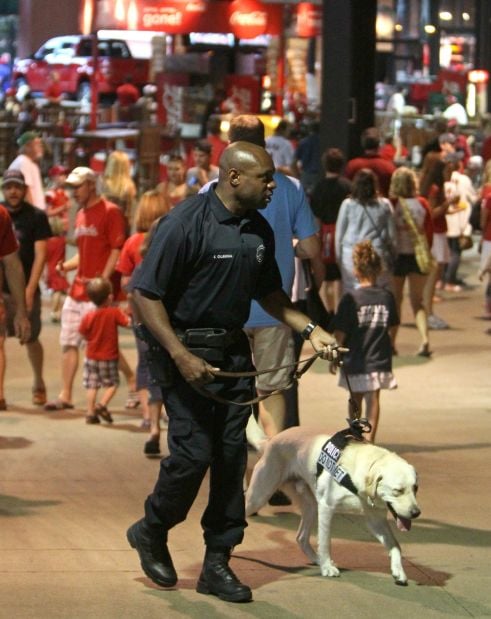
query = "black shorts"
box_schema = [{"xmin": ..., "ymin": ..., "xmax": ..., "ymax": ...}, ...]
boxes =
[
  {"xmin": 324, "ymin": 262, "xmax": 341, "ymax": 282},
  {"xmin": 393, "ymin": 254, "xmax": 425, "ymax": 277}
]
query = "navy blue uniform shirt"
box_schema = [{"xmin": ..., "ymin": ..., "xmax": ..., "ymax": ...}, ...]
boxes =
[{"xmin": 132, "ymin": 187, "xmax": 282, "ymax": 330}]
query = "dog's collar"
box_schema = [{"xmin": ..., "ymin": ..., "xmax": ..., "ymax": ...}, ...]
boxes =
[{"xmin": 316, "ymin": 421, "xmax": 369, "ymax": 495}]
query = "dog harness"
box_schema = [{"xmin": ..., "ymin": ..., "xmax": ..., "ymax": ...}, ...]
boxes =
[{"xmin": 316, "ymin": 419, "xmax": 371, "ymax": 496}]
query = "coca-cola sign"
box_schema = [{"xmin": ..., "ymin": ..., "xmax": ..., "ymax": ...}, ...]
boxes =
[
  {"xmin": 296, "ymin": 3, "xmax": 322, "ymax": 37},
  {"xmin": 228, "ymin": 0, "xmax": 268, "ymax": 38},
  {"xmin": 110, "ymin": 0, "xmax": 282, "ymax": 36}
]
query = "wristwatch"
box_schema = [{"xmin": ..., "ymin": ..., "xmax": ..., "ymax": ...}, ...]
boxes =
[{"xmin": 301, "ymin": 321, "xmax": 317, "ymax": 341}]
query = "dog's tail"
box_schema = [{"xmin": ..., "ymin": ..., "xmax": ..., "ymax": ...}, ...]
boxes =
[{"xmin": 246, "ymin": 415, "xmax": 269, "ymax": 453}]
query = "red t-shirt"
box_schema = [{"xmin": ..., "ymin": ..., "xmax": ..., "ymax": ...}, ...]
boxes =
[
  {"xmin": 0, "ymin": 205, "xmax": 19, "ymax": 257},
  {"xmin": 483, "ymin": 196, "xmax": 491, "ymax": 241},
  {"xmin": 207, "ymin": 134, "xmax": 228, "ymax": 167},
  {"xmin": 345, "ymin": 154, "xmax": 396, "ymax": 197},
  {"xmin": 79, "ymin": 305, "xmax": 130, "ymax": 361},
  {"xmin": 116, "ymin": 83, "xmax": 139, "ymax": 107},
  {"xmin": 116, "ymin": 232, "xmax": 145, "ymax": 276},
  {"xmin": 71, "ymin": 199, "xmax": 126, "ymax": 301},
  {"xmin": 46, "ymin": 236, "xmax": 69, "ymax": 292}
]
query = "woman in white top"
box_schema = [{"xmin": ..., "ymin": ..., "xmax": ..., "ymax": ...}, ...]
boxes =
[
  {"xmin": 335, "ymin": 168, "xmax": 396, "ymax": 294},
  {"xmin": 389, "ymin": 167, "xmax": 434, "ymax": 356}
]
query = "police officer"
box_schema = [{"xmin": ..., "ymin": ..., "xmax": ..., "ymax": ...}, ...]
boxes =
[{"xmin": 127, "ymin": 142, "xmax": 336, "ymax": 603}]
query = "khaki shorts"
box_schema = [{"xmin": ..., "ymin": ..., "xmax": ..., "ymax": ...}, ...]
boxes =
[
  {"xmin": 244, "ymin": 325, "xmax": 295, "ymax": 392},
  {"xmin": 60, "ymin": 296, "xmax": 95, "ymax": 348}
]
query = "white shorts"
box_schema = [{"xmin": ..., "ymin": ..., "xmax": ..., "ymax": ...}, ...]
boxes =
[
  {"xmin": 60, "ymin": 296, "xmax": 95, "ymax": 348},
  {"xmin": 431, "ymin": 232, "xmax": 450, "ymax": 264},
  {"xmin": 244, "ymin": 325, "xmax": 295, "ymax": 392}
]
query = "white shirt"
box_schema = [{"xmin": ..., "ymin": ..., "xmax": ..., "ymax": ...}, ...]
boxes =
[
  {"xmin": 443, "ymin": 103, "xmax": 468, "ymax": 126},
  {"xmin": 8, "ymin": 154, "xmax": 46, "ymax": 210},
  {"xmin": 265, "ymin": 135, "xmax": 295, "ymax": 168}
]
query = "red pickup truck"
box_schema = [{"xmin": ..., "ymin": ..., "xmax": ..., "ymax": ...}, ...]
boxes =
[{"xmin": 13, "ymin": 35, "xmax": 150, "ymax": 101}]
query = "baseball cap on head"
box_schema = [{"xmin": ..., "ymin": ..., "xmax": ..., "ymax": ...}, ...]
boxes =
[
  {"xmin": 17, "ymin": 131, "xmax": 39, "ymax": 148},
  {"xmin": 65, "ymin": 166, "xmax": 97, "ymax": 186},
  {"xmin": 48, "ymin": 164, "xmax": 69, "ymax": 178},
  {"xmin": 2, "ymin": 169, "xmax": 26, "ymax": 187}
]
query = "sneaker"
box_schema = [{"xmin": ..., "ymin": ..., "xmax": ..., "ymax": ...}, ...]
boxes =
[
  {"xmin": 144, "ymin": 437, "xmax": 160, "ymax": 456},
  {"xmin": 428, "ymin": 314, "xmax": 449, "ymax": 330},
  {"xmin": 444, "ymin": 284, "xmax": 463, "ymax": 292}
]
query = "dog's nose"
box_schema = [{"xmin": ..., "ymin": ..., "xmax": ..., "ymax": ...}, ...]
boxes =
[{"xmin": 411, "ymin": 508, "xmax": 421, "ymax": 519}]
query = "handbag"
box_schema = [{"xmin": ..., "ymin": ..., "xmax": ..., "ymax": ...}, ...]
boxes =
[
  {"xmin": 399, "ymin": 198, "xmax": 434, "ymax": 275},
  {"xmin": 458, "ymin": 234, "xmax": 473, "ymax": 251}
]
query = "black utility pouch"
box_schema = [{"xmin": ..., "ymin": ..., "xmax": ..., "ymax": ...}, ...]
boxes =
[
  {"xmin": 183, "ymin": 328, "xmax": 228, "ymax": 364},
  {"xmin": 135, "ymin": 323, "xmax": 176, "ymax": 388}
]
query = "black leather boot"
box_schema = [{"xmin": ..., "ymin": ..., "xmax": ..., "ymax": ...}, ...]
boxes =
[
  {"xmin": 196, "ymin": 547, "xmax": 252, "ymax": 603},
  {"xmin": 126, "ymin": 518, "xmax": 177, "ymax": 587}
]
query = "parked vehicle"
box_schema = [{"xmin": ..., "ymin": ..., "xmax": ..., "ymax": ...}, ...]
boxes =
[{"xmin": 12, "ymin": 35, "xmax": 151, "ymax": 102}]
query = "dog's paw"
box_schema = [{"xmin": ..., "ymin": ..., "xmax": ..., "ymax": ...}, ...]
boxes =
[
  {"xmin": 320, "ymin": 561, "xmax": 340, "ymax": 578},
  {"xmin": 392, "ymin": 568, "xmax": 408, "ymax": 586}
]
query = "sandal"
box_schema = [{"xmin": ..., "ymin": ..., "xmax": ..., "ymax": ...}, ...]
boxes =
[
  {"xmin": 95, "ymin": 404, "xmax": 113, "ymax": 423},
  {"xmin": 125, "ymin": 391, "xmax": 140, "ymax": 409},
  {"xmin": 44, "ymin": 400, "xmax": 75, "ymax": 411},
  {"xmin": 32, "ymin": 387, "xmax": 47, "ymax": 406},
  {"xmin": 85, "ymin": 414, "xmax": 100, "ymax": 424},
  {"xmin": 0, "ymin": 398, "xmax": 7, "ymax": 411},
  {"xmin": 417, "ymin": 344, "xmax": 433, "ymax": 358}
]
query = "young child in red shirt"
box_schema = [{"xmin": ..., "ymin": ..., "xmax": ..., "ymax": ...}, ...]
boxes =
[
  {"xmin": 79, "ymin": 277, "xmax": 131, "ymax": 425},
  {"xmin": 45, "ymin": 165, "xmax": 70, "ymax": 234},
  {"xmin": 45, "ymin": 216, "xmax": 69, "ymax": 322}
]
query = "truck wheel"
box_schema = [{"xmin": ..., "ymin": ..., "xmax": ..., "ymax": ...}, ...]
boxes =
[{"xmin": 76, "ymin": 81, "xmax": 91, "ymax": 103}]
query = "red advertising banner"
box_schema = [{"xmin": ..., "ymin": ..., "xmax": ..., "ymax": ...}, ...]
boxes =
[{"xmin": 100, "ymin": 0, "xmax": 283, "ymax": 36}]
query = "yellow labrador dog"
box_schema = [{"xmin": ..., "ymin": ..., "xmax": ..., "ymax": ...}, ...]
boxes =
[{"xmin": 245, "ymin": 426, "xmax": 420, "ymax": 585}]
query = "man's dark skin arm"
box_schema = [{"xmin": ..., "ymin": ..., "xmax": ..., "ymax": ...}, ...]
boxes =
[
  {"xmin": 259, "ymin": 288, "xmax": 337, "ymax": 357},
  {"xmin": 131, "ymin": 289, "xmax": 218, "ymax": 385}
]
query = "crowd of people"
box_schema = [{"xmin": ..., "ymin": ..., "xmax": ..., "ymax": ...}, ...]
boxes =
[{"xmin": 0, "ymin": 109, "xmax": 489, "ymax": 602}]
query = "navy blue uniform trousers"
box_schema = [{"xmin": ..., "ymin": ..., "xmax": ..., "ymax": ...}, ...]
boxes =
[{"xmin": 144, "ymin": 336, "xmax": 254, "ymax": 549}]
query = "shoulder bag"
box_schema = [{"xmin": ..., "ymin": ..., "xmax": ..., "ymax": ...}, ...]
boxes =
[{"xmin": 399, "ymin": 197, "xmax": 434, "ymax": 274}]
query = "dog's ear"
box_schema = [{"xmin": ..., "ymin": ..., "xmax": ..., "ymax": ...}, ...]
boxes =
[{"xmin": 365, "ymin": 473, "xmax": 382, "ymax": 500}]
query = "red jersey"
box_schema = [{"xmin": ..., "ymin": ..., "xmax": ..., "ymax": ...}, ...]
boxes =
[
  {"xmin": 79, "ymin": 305, "xmax": 130, "ymax": 361},
  {"xmin": 116, "ymin": 232, "xmax": 145, "ymax": 276},
  {"xmin": 345, "ymin": 154, "xmax": 396, "ymax": 197},
  {"xmin": 46, "ymin": 236, "xmax": 69, "ymax": 292},
  {"xmin": 0, "ymin": 205, "xmax": 18, "ymax": 257},
  {"xmin": 71, "ymin": 199, "xmax": 126, "ymax": 301}
]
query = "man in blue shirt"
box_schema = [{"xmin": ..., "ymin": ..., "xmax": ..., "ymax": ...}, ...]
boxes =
[{"xmin": 228, "ymin": 117, "xmax": 319, "ymax": 451}]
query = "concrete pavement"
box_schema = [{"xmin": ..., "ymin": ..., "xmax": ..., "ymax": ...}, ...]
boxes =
[{"xmin": 0, "ymin": 247, "xmax": 490, "ymax": 618}]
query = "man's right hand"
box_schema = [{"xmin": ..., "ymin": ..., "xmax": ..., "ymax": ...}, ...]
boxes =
[
  {"xmin": 173, "ymin": 350, "xmax": 219, "ymax": 386},
  {"xmin": 14, "ymin": 312, "xmax": 31, "ymax": 344}
]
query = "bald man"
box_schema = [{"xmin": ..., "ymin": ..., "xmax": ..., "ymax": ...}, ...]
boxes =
[{"xmin": 127, "ymin": 142, "xmax": 336, "ymax": 603}]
